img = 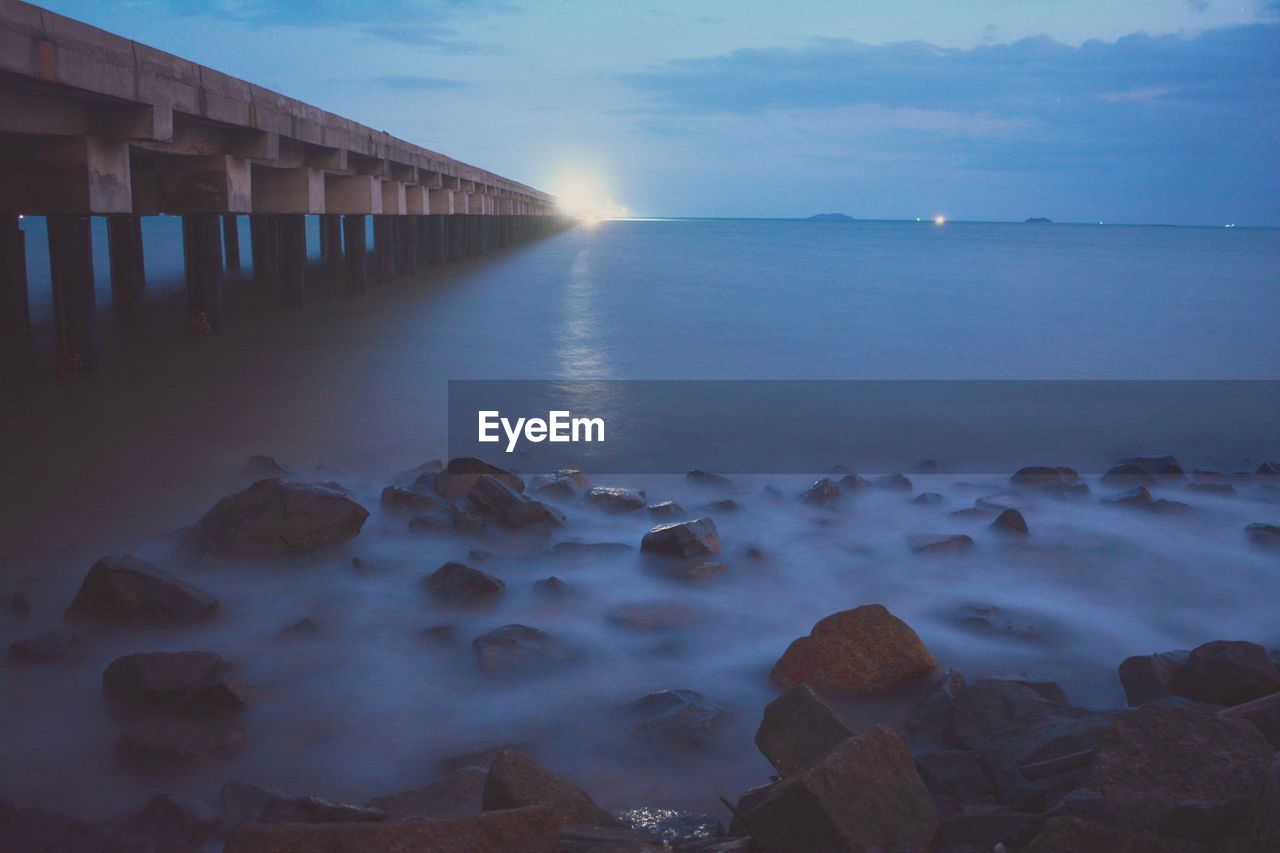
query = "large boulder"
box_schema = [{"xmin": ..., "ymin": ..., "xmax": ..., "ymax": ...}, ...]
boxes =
[
  {"xmin": 769, "ymin": 604, "xmax": 937, "ymax": 694},
  {"xmin": 741, "ymin": 725, "xmax": 937, "ymax": 850},
  {"xmin": 380, "ymin": 485, "xmax": 442, "ymax": 516},
  {"xmin": 223, "ymin": 807, "xmax": 560, "ymax": 853},
  {"xmin": 110, "ymin": 793, "xmax": 223, "ymax": 848},
  {"xmin": 640, "ymin": 517, "xmax": 723, "ymax": 559},
  {"xmin": 369, "ymin": 767, "xmax": 488, "ymax": 818},
  {"xmin": 1169, "ymin": 640, "xmax": 1280, "ymax": 705},
  {"xmin": 482, "ymin": 750, "xmax": 622, "ymax": 828},
  {"xmin": 65, "ymin": 555, "xmax": 218, "ymax": 624},
  {"xmin": 801, "ymin": 478, "xmax": 841, "ymax": 506},
  {"xmin": 529, "ymin": 470, "xmax": 591, "ymax": 500},
  {"xmin": 1117, "ymin": 455, "xmax": 1185, "ymax": 478},
  {"xmin": 1246, "ymin": 522, "xmax": 1280, "ymax": 549},
  {"xmin": 1257, "ymin": 754, "xmax": 1280, "ymax": 849},
  {"xmin": 754, "ymin": 684, "xmax": 854, "ymax": 777},
  {"xmin": 1083, "ymin": 703, "xmax": 1273, "ymax": 832},
  {"xmin": 468, "ymin": 476, "xmax": 564, "ymax": 532},
  {"xmin": 434, "ymin": 457, "xmax": 525, "ymax": 500},
  {"xmin": 117, "ymin": 714, "xmax": 247, "ymax": 767},
  {"xmin": 103, "ymin": 650, "xmax": 248, "ymax": 712},
  {"xmin": 422, "ymin": 561, "xmax": 506, "ymax": 607},
  {"xmin": 1118, "ymin": 650, "xmax": 1189, "ymax": 706},
  {"xmin": 1010, "ymin": 466, "xmax": 1088, "ymax": 496},
  {"xmin": 585, "ymin": 486, "xmax": 647, "ymax": 514},
  {"xmin": 907, "ymin": 533, "xmax": 974, "ymax": 554},
  {"xmin": 187, "ymin": 479, "xmax": 369, "ymax": 557},
  {"xmin": 473, "ymin": 625, "xmax": 575, "ymax": 675},
  {"xmin": 8, "ymin": 628, "xmax": 85, "ymax": 664},
  {"xmin": 626, "ymin": 690, "xmax": 729, "ymax": 750}
]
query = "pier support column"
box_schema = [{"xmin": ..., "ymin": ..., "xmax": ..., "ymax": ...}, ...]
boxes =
[
  {"xmin": 222, "ymin": 215, "xmax": 241, "ymax": 273},
  {"xmin": 107, "ymin": 215, "xmax": 146, "ymax": 310},
  {"xmin": 250, "ymin": 214, "xmax": 278, "ymax": 284},
  {"xmin": 1, "ymin": 215, "xmax": 31, "ymax": 336},
  {"xmin": 343, "ymin": 215, "xmax": 367, "ymax": 293},
  {"xmin": 182, "ymin": 214, "xmax": 224, "ymax": 335},
  {"xmin": 415, "ymin": 215, "xmax": 430, "ymax": 266},
  {"xmin": 278, "ymin": 214, "xmax": 307, "ymax": 307},
  {"xmin": 397, "ymin": 216, "xmax": 418, "ymax": 274},
  {"xmin": 373, "ymin": 216, "xmax": 395, "ymax": 283},
  {"xmin": 47, "ymin": 215, "xmax": 96, "ymax": 376},
  {"xmin": 430, "ymin": 215, "xmax": 446, "ymax": 265},
  {"xmin": 320, "ymin": 214, "xmax": 342, "ymax": 269}
]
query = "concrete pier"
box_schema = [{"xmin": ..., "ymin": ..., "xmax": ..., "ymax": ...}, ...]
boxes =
[
  {"xmin": 1, "ymin": 215, "xmax": 31, "ymax": 336},
  {"xmin": 46, "ymin": 215, "xmax": 95, "ymax": 375},
  {"xmin": 0, "ymin": 0, "xmax": 567, "ymax": 375}
]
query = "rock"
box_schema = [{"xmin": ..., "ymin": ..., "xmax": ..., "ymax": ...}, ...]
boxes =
[
  {"xmin": 468, "ymin": 476, "xmax": 564, "ymax": 532},
  {"xmin": 482, "ymin": 750, "xmax": 622, "ymax": 827},
  {"xmin": 558, "ymin": 825, "xmax": 668, "ymax": 851},
  {"xmin": 8, "ymin": 627, "xmax": 84, "ymax": 664},
  {"xmin": 116, "ymin": 793, "xmax": 222, "ymax": 847},
  {"xmin": 1106, "ymin": 485, "xmax": 1153, "ymax": 507},
  {"xmin": 912, "ymin": 491, "xmax": 945, "ymax": 506},
  {"xmin": 117, "ymin": 714, "xmax": 247, "ymax": 766},
  {"xmin": 627, "ymin": 689, "xmax": 729, "ymax": 750},
  {"xmin": 906, "ymin": 670, "xmax": 967, "ymax": 747},
  {"xmin": 951, "ymin": 506, "xmax": 996, "ymax": 520},
  {"xmin": 533, "ymin": 576, "xmax": 568, "ymax": 597},
  {"xmin": 1157, "ymin": 797, "xmax": 1252, "ymax": 842},
  {"xmin": 410, "ymin": 506, "xmax": 489, "ymax": 537},
  {"xmin": 473, "ymin": 625, "xmax": 574, "ymax": 675},
  {"xmin": 1258, "ymin": 461, "xmax": 1280, "ymax": 478},
  {"xmin": 434, "ymin": 457, "xmax": 525, "ymax": 500},
  {"xmin": 65, "ymin": 554, "xmax": 218, "ymax": 624},
  {"xmin": 1187, "ymin": 482, "xmax": 1236, "ymax": 495},
  {"xmin": 1118, "ymin": 651, "xmax": 1190, "ymax": 706},
  {"xmin": 1101, "ymin": 463, "xmax": 1156, "ymax": 487},
  {"xmin": 423, "ymin": 561, "xmax": 506, "ymax": 607},
  {"xmin": 1257, "ymin": 754, "xmax": 1280, "ymax": 848},
  {"xmin": 1083, "ymin": 703, "xmax": 1273, "ymax": 832},
  {"xmin": 762, "ymin": 484, "xmax": 785, "ymax": 502},
  {"xmin": 953, "ymin": 604, "xmax": 1048, "ymax": 644},
  {"xmin": 188, "ymin": 479, "xmax": 369, "ymax": 557},
  {"xmin": 419, "ymin": 625, "xmax": 457, "ymax": 646},
  {"xmin": 380, "ymin": 485, "xmax": 441, "ymax": 515},
  {"xmin": 223, "ymin": 807, "xmax": 561, "ymax": 853},
  {"xmin": 615, "ymin": 807, "xmax": 720, "ymax": 843},
  {"xmin": 551, "ymin": 541, "xmax": 631, "ymax": 556},
  {"xmin": 369, "ymin": 767, "xmax": 488, "ymax": 818},
  {"xmin": 770, "ymin": 604, "xmax": 937, "ymax": 694},
  {"xmin": 1011, "ymin": 466, "xmax": 1088, "ymax": 496},
  {"xmin": 4, "ymin": 591, "xmax": 29, "ymax": 620},
  {"xmin": 742, "ymin": 725, "xmax": 937, "ymax": 850},
  {"xmin": 976, "ymin": 491, "xmax": 1028, "ymax": 511},
  {"xmin": 584, "ymin": 486, "xmax": 647, "ymax": 514},
  {"xmin": 222, "ymin": 781, "xmax": 282, "ymax": 831},
  {"xmin": 755, "ymin": 684, "xmax": 854, "ymax": 777},
  {"xmin": 646, "ymin": 501, "xmax": 683, "ymax": 519},
  {"xmin": 1146, "ymin": 498, "xmax": 1192, "ymax": 515},
  {"xmin": 654, "ymin": 558, "xmax": 725, "ymax": 582},
  {"xmin": 640, "ymin": 517, "xmax": 723, "ymax": 559},
  {"xmin": 991, "ymin": 508, "xmax": 1029, "ymax": 535},
  {"xmin": 244, "ymin": 455, "xmax": 293, "ymax": 477},
  {"xmin": 874, "ymin": 473, "xmax": 913, "ymax": 491},
  {"xmin": 907, "ymin": 533, "xmax": 974, "ymax": 554},
  {"xmin": 1246, "ymin": 522, "xmax": 1280, "ymax": 549},
  {"xmin": 103, "ymin": 651, "xmax": 248, "ymax": 712},
  {"xmin": 1170, "ymin": 640, "xmax": 1280, "ymax": 705},
  {"xmin": 396, "ymin": 459, "xmax": 444, "ymax": 484},
  {"xmin": 529, "ymin": 470, "xmax": 591, "ymax": 499},
  {"xmin": 1117, "ymin": 455, "xmax": 1186, "ymax": 478},
  {"xmin": 1027, "ymin": 816, "xmax": 1184, "ymax": 852},
  {"xmin": 0, "ymin": 806, "xmax": 157, "ymax": 853},
  {"xmin": 280, "ymin": 617, "xmax": 321, "ymax": 639},
  {"xmin": 607, "ymin": 601, "xmax": 697, "ymax": 631},
  {"xmin": 686, "ymin": 470, "xmax": 734, "ymax": 490},
  {"xmin": 839, "ymin": 473, "xmax": 871, "ymax": 492},
  {"xmin": 708, "ymin": 498, "xmax": 739, "ymax": 512},
  {"xmin": 917, "ymin": 750, "xmax": 996, "ymax": 801},
  {"xmin": 935, "ymin": 804, "xmax": 1035, "ymax": 849},
  {"xmin": 801, "ymin": 478, "xmax": 841, "ymax": 506},
  {"xmin": 259, "ymin": 796, "xmax": 384, "ymax": 824}
]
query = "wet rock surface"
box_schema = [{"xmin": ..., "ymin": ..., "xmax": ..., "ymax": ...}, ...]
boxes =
[
  {"xmin": 640, "ymin": 517, "xmax": 723, "ymax": 559},
  {"xmin": 585, "ymin": 486, "xmax": 648, "ymax": 514},
  {"xmin": 8, "ymin": 627, "xmax": 85, "ymax": 664},
  {"xmin": 422, "ymin": 560, "xmax": 506, "ymax": 607},
  {"xmin": 65, "ymin": 555, "xmax": 218, "ymax": 624},
  {"xmin": 473, "ymin": 624, "xmax": 575, "ymax": 675},
  {"xmin": 907, "ymin": 532, "xmax": 974, "ymax": 554},
  {"xmin": 103, "ymin": 650, "xmax": 248, "ymax": 712},
  {"xmin": 482, "ymin": 750, "xmax": 623, "ymax": 827},
  {"xmin": 754, "ymin": 684, "xmax": 854, "ymax": 777},
  {"xmin": 187, "ymin": 479, "xmax": 369, "ymax": 557},
  {"xmin": 626, "ymin": 689, "xmax": 730, "ymax": 750}
]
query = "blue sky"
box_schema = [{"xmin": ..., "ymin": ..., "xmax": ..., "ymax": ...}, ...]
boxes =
[{"xmin": 39, "ymin": 1, "xmax": 1280, "ymax": 224}]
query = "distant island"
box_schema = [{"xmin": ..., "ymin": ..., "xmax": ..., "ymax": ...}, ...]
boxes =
[
  {"xmin": 1024, "ymin": 217, "xmax": 1053, "ymax": 223},
  {"xmin": 806, "ymin": 213, "xmax": 855, "ymax": 222}
]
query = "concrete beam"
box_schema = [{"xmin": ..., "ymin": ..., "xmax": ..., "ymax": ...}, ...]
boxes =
[
  {"xmin": 154, "ymin": 154, "xmax": 251, "ymax": 213},
  {"xmin": 380, "ymin": 181, "xmax": 406, "ymax": 216},
  {"xmin": 0, "ymin": 136, "xmax": 131, "ymax": 215},
  {"xmin": 251, "ymin": 165, "xmax": 324, "ymax": 214},
  {"xmin": 428, "ymin": 188, "xmax": 454, "ymax": 215},
  {"xmin": 325, "ymin": 174, "xmax": 382, "ymax": 215}
]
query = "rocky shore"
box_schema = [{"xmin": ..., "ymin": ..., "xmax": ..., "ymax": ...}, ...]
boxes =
[{"xmin": 3, "ymin": 454, "xmax": 1279, "ymax": 851}]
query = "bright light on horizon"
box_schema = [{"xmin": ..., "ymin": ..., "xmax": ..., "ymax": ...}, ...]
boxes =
[
  {"xmin": 934, "ymin": 214, "xmax": 946, "ymax": 225},
  {"xmin": 551, "ymin": 173, "xmax": 628, "ymax": 220}
]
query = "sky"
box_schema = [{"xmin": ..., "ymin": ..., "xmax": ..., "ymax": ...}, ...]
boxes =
[{"xmin": 37, "ymin": 0, "xmax": 1280, "ymax": 224}]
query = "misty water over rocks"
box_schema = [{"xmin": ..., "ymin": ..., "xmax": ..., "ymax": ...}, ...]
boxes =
[{"xmin": 2, "ymin": 219, "xmax": 1279, "ymax": 848}]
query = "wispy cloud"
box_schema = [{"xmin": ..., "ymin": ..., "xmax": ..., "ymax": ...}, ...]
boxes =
[{"xmin": 374, "ymin": 75, "xmax": 469, "ymax": 90}]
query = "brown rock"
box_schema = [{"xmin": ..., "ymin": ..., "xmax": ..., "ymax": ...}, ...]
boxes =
[
  {"xmin": 1246, "ymin": 522, "xmax": 1280, "ymax": 549},
  {"xmin": 654, "ymin": 558, "xmax": 726, "ymax": 582},
  {"xmin": 1169, "ymin": 640, "xmax": 1280, "ymax": 706},
  {"xmin": 1084, "ymin": 703, "xmax": 1273, "ymax": 832},
  {"xmin": 223, "ymin": 806, "xmax": 560, "ymax": 853},
  {"xmin": 1028, "ymin": 816, "xmax": 1190, "ymax": 852},
  {"xmin": 908, "ymin": 533, "xmax": 974, "ymax": 554},
  {"xmin": 754, "ymin": 684, "xmax": 854, "ymax": 776},
  {"xmin": 380, "ymin": 485, "xmax": 441, "ymax": 515},
  {"xmin": 103, "ymin": 650, "xmax": 248, "ymax": 712},
  {"xmin": 482, "ymin": 750, "xmax": 622, "ymax": 828},
  {"xmin": 585, "ymin": 486, "xmax": 647, "ymax": 514},
  {"xmin": 117, "ymin": 714, "xmax": 247, "ymax": 766},
  {"xmin": 742, "ymin": 725, "xmax": 937, "ymax": 851},
  {"xmin": 801, "ymin": 478, "xmax": 841, "ymax": 506},
  {"xmin": 8, "ymin": 628, "xmax": 85, "ymax": 664},
  {"xmin": 369, "ymin": 767, "xmax": 488, "ymax": 818},
  {"xmin": 1117, "ymin": 651, "xmax": 1189, "ymax": 706},
  {"xmin": 468, "ymin": 476, "xmax": 565, "ymax": 532},
  {"xmin": 422, "ymin": 561, "xmax": 506, "ymax": 607},
  {"xmin": 646, "ymin": 501, "xmax": 684, "ymax": 519},
  {"xmin": 607, "ymin": 601, "xmax": 698, "ymax": 631},
  {"xmin": 473, "ymin": 625, "xmax": 575, "ymax": 675},
  {"xmin": 65, "ymin": 555, "xmax": 218, "ymax": 624},
  {"xmin": 991, "ymin": 508, "xmax": 1029, "ymax": 535},
  {"xmin": 770, "ymin": 604, "xmax": 938, "ymax": 694},
  {"xmin": 434, "ymin": 457, "xmax": 525, "ymax": 500},
  {"xmin": 640, "ymin": 517, "xmax": 722, "ymax": 559},
  {"xmin": 188, "ymin": 479, "xmax": 369, "ymax": 557},
  {"xmin": 530, "ymin": 470, "xmax": 591, "ymax": 499},
  {"xmin": 626, "ymin": 690, "xmax": 729, "ymax": 750}
]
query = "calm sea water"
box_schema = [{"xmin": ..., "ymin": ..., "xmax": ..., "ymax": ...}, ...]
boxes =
[{"xmin": 2, "ymin": 218, "xmax": 1278, "ymax": 821}]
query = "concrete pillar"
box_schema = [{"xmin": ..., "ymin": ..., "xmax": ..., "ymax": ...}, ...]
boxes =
[
  {"xmin": 397, "ymin": 216, "xmax": 417, "ymax": 274},
  {"xmin": 222, "ymin": 214, "xmax": 241, "ymax": 273},
  {"xmin": 373, "ymin": 215, "xmax": 395, "ymax": 283},
  {"xmin": 46, "ymin": 215, "xmax": 96, "ymax": 376},
  {"xmin": 320, "ymin": 214, "xmax": 342, "ymax": 269},
  {"xmin": 415, "ymin": 215, "xmax": 431, "ymax": 265},
  {"xmin": 278, "ymin": 214, "xmax": 307, "ymax": 307},
  {"xmin": 430, "ymin": 215, "xmax": 446, "ymax": 265},
  {"xmin": 446, "ymin": 216, "xmax": 463, "ymax": 262},
  {"xmin": 106, "ymin": 215, "xmax": 145, "ymax": 310},
  {"xmin": 1, "ymin": 214, "xmax": 31, "ymax": 336},
  {"xmin": 250, "ymin": 214, "xmax": 278, "ymax": 284},
  {"xmin": 343, "ymin": 214, "xmax": 367, "ymax": 294},
  {"xmin": 182, "ymin": 214, "xmax": 224, "ymax": 335}
]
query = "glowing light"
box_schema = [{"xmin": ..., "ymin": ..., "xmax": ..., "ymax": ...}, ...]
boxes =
[
  {"xmin": 933, "ymin": 215, "xmax": 946, "ymax": 225},
  {"xmin": 551, "ymin": 173, "xmax": 628, "ymax": 221}
]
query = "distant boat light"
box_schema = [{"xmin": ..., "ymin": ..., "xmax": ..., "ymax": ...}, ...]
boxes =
[{"xmin": 933, "ymin": 215, "xmax": 946, "ymax": 226}]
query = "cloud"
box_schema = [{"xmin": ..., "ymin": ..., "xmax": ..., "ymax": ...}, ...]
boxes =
[{"xmin": 374, "ymin": 75, "xmax": 469, "ymax": 90}]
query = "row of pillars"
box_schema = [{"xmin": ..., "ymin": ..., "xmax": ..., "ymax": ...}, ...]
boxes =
[{"xmin": 0, "ymin": 212, "xmax": 565, "ymax": 377}]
